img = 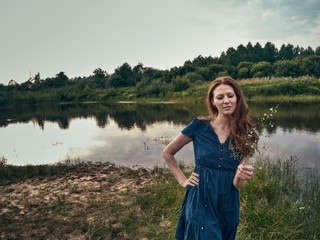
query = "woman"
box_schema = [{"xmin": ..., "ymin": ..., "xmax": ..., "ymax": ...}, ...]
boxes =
[{"xmin": 162, "ymin": 76, "xmax": 259, "ymax": 240}]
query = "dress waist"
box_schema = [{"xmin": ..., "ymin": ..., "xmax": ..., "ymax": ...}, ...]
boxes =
[{"xmin": 195, "ymin": 159, "xmax": 236, "ymax": 172}]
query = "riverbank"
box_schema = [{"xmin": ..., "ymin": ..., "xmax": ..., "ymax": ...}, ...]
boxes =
[
  {"xmin": 0, "ymin": 162, "xmax": 172, "ymax": 239},
  {"xmin": 0, "ymin": 158, "xmax": 319, "ymax": 239},
  {"xmin": 1, "ymin": 76, "xmax": 320, "ymax": 108}
]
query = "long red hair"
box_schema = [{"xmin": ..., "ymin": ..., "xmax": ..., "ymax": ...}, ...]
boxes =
[{"xmin": 205, "ymin": 76, "xmax": 259, "ymax": 158}]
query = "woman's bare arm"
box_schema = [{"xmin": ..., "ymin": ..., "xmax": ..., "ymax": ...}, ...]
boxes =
[{"xmin": 162, "ymin": 134, "xmax": 198, "ymax": 188}]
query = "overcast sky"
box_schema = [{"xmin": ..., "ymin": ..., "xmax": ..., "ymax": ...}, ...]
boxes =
[{"xmin": 1, "ymin": 0, "xmax": 319, "ymax": 84}]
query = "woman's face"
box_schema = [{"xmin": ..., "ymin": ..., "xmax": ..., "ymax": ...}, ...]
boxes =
[{"xmin": 212, "ymin": 84, "xmax": 237, "ymax": 115}]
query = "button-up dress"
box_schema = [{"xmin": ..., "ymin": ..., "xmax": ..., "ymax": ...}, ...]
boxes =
[{"xmin": 175, "ymin": 118, "xmax": 241, "ymax": 240}]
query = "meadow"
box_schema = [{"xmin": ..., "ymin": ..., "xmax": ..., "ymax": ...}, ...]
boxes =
[
  {"xmin": 0, "ymin": 155, "xmax": 319, "ymax": 239},
  {"xmin": 1, "ymin": 77, "xmax": 320, "ymax": 107}
]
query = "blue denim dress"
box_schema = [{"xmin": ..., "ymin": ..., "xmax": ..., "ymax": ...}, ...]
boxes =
[{"xmin": 176, "ymin": 119, "xmax": 241, "ymax": 240}]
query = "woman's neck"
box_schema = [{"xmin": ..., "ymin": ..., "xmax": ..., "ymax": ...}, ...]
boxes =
[{"xmin": 214, "ymin": 115, "xmax": 231, "ymax": 130}]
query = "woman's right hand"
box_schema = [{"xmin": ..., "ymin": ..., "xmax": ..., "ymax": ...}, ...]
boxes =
[{"xmin": 180, "ymin": 172, "xmax": 199, "ymax": 188}]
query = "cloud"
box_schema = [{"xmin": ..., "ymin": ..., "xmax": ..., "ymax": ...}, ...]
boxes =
[
  {"xmin": 0, "ymin": 0, "xmax": 319, "ymax": 84},
  {"xmin": 246, "ymin": 0, "xmax": 319, "ymax": 38},
  {"xmin": 193, "ymin": 0, "xmax": 320, "ymax": 41}
]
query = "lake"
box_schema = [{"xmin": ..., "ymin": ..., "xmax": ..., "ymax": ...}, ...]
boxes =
[{"xmin": 0, "ymin": 101, "xmax": 319, "ymax": 171}]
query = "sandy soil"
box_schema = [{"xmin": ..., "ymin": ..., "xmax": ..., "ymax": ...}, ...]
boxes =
[{"xmin": 0, "ymin": 162, "xmax": 157, "ymax": 239}]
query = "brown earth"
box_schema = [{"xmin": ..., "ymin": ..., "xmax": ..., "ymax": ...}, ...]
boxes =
[{"xmin": 0, "ymin": 162, "xmax": 161, "ymax": 240}]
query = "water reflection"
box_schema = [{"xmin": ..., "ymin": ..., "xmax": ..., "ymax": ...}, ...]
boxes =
[
  {"xmin": 249, "ymin": 102, "xmax": 320, "ymax": 133},
  {"xmin": 0, "ymin": 102, "xmax": 319, "ymax": 168},
  {"xmin": 1, "ymin": 103, "xmax": 196, "ymax": 130},
  {"xmin": 1, "ymin": 102, "xmax": 320, "ymax": 133},
  {"xmin": 84, "ymin": 120, "xmax": 194, "ymax": 168}
]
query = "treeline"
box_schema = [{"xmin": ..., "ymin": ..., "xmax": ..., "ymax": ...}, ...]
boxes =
[{"xmin": 0, "ymin": 42, "xmax": 319, "ymax": 104}]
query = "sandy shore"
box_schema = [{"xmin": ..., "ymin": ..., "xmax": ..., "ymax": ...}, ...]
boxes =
[{"xmin": 0, "ymin": 162, "xmax": 159, "ymax": 239}]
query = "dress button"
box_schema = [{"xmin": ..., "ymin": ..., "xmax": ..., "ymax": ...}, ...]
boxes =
[
  {"xmin": 201, "ymin": 227, "xmax": 204, "ymax": 230},
  {"xmin": 219, "ymin": 165, "xmax": 221, "ymax": 167}
]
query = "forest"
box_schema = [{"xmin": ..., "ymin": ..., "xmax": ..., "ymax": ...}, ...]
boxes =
[{"xmin": 0, "ymin": 42, "xmax": 319, "ymax": 105}]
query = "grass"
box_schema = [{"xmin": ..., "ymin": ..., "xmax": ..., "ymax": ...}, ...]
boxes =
[
  {"xmin": 159, "ymin": 76, "xmax": 320, "ymax": 103},
  {"xmin": 248, "ymin": 94, "xmax": 320, "ymax": 102},
  {"xmin": 2, "ymin": 77, "xmax": 319, "ymax": 107},
  {"xmin": 238, "ymin": 155, "xmax": 320, "ymax": 239},
  {"xmin": 239, "ymin": 77, "xmax": 320, "ymax": 102},
  {"xmin": 0, "ymin": 156, "xmax": 319, "ymax": 239},
  {"xmin": 0, "ymin": 162, "xmax": 81, "ymax": 181}
]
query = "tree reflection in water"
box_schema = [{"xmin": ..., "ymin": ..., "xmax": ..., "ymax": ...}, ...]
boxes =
[{"xmin": 0, "ymin": 101, "xmax": 319, "ymax": 168}]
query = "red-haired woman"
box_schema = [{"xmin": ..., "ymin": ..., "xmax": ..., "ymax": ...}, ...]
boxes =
[{"xmin": 163, "ymin": 76, "xmax": 259, "ymax": 240}]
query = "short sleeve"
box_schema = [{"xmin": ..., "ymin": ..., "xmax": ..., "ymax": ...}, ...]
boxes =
[{"xmin": 181, "ymin": 118, "xmax": 200, "ymax": 140}]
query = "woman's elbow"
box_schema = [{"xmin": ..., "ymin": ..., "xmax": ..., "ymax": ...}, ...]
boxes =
[
  {"xmin": 162, "ymin": 149, "xmax": 173, "ymax": 162},
  {"xmin": 162, "ymin": 149, "xmax": 169, "ymax": 159}
]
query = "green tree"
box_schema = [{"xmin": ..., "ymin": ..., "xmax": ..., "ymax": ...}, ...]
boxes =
[
  {"xmin": 293, "ymin": 45, "xmax": 304, "ymax": 56},
  {"xmin": 216, "ymin": 70, "xmax": 230, "ymax": 77},
  {"xmin": 207, "ymin": 64, "xmax": 224, "ymax": 80},
  {"xmin": 93, "ymin": 68, "xmax": 108, "ymax": 88},
  {"xmin": 300, "ymin": 55, "xmax": 320, "ymax": 77},
  {"xmin": 93, "ymin": 68, "xmax": 108, "ymax": 79},
  {"xmin": 246, "ymin": 42, "xmax": 255, "ymax": 62},
  {"xmin": 109, "ymin": 74, "xmax": 124, "ymax": 88},
  {"xmin": 182, "ymin": 72, "xmax": 204, "ymax": 83},
  {"xmin": 191, "ymin": 55, "xmax": 217, "ymax": 67},
  {"xmin": 42, "ymin": 72, "xmax": 69, "ymax": 88},
  {"xmin": 195, "ymin": 67, "xmax": 212, "ymax": 81},
  {"xmin": 237, "ymin": 61, "xmax": 254, "ymax": 79},
  {"xmin": 56, "ymin": 72, "xmax": 69, "ymax": 87},
  {"xmin": 110, "ymin": 63, "xmax": 134, "ymax": 87},
  {"xmin": 137, "ymin": 78, "xmax": 169, "ymax": 97},
  {"xmin": 263, "ymin": 42, "xmax": 278, "ymax": 63},
  {"xmin": 251, "ymin": 61, "xmax": 273, "ymax": 77},
  {"xmin": 225, "ymin": 47, "xmax": 239, "ymax": 66},
  {"xmin": 171, "ymin": 76, "xmax": 191, "ymax": 92},
  {"xmin": 253, "ymin": 42, "xmax": 263, "ymax": 62},
  {"xmin": 34, "ymin": 73, "xmax": 41, "ymax": 84},
  {"xmin": 132, "ymin": 63, "xmax": 144, "ymax": 84},
  {"xmin": 175, "ymin": 60, "xmax": 196, "ymax": 77},
  {"xmin": 278, "ymin": 44, "xmax": 294, "ymax": 60},
  {"xmin": 273, "ymin": 60, "xmax": 295, "ymax": 77},
  {"xmin": 142, "ymin": 67, "xmax": 165, "ymax": 82},
  {"xmin": 301, "ymin": 46, "xmax": 315, "ymax": 57},
  {"xmin": 236, "ymin": 44, "xmax": 247, "ymax": 61}
]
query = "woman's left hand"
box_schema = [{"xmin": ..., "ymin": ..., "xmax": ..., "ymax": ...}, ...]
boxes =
[{"xmin": 236, "ymin": 164, "xmax": 254, "ymax": 181}]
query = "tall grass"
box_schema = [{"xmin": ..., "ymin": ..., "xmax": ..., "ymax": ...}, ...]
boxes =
[
  {"xmin": 0, "ymin": 156, "xmax": 319, "ymax": 239},
  {"xmin": 127, "ymin": 156, "xmax": 320, "ymax": 239},
  {"xmin": 237, "ymin": 156, "xmax": 320, "ymax": 239},
  {"xmin": 239, "ymin": 77, "xmax": 320, "ymax": 101},
  {"xmin": 165, "ymin": 76, "xmax": 320, "ymax": 103}
]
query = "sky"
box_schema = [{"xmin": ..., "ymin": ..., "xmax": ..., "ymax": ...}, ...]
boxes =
[{"xmin": 1, "ymin": 0, "xmax": 319, "ymax": 85}]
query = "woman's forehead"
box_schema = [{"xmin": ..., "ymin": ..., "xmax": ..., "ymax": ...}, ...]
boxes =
[{"xmin": 213, "ymin": 84, "xmax": 235, "ymax": 95}]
